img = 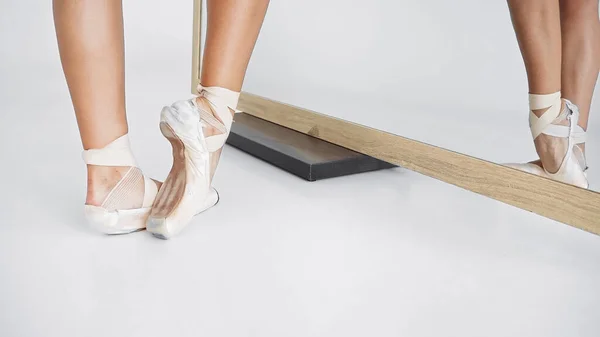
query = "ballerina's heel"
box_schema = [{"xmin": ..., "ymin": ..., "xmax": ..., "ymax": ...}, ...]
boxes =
[{"xmin": 82, "ymin": 134, "xmax": 160, "ymax": 234}]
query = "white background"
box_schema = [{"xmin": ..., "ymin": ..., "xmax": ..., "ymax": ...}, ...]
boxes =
[{"xmin": 1, "ymin": 1, "xmax": 600, "ymax": 337}]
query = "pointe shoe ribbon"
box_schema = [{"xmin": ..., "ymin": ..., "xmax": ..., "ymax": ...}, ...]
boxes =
[
  {"xmin": 506, "ymin": 92, "xmax": 588, "ymax": 188},
  {"xmin": 195, "ymin": 84, "xmax": 241, "ymax": 152}
]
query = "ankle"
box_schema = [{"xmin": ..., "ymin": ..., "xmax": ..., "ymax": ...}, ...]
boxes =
[
  {"xmin": 86, "ymin": 165, "xmax": 131, "ymax": 206},
  {"xmin": 195, "ymin": 96, "xmax": 235, "ymax": 137}
]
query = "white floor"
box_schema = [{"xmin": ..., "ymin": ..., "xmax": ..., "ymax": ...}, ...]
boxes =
[
  {"xmin": 3, "ymin": 104, "xmax": 600, "ymax": 337},
  {"xmin": 2, "ymin": 2, "xmax": 600, "ymax": 337}
]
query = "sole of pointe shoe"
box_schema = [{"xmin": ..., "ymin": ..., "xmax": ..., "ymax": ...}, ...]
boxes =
[
  {"xmin": 84, "ymin": 205, "xmax": 151, "ymax": 235},
  {"xmin": 147, "ymin": 110, "xmax": 219, "ymax": 239}
]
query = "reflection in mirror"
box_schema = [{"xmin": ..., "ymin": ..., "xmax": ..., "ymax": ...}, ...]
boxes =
[{"xmin": 242, "ymin": 0, "xmax": 598, "ymax": 192}]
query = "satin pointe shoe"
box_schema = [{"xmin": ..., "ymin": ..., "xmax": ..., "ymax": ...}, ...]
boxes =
[
  {"xmin": 506, "ymin": 92, "xmax": 588, "ymax": 189},
  {"xmin": 146, "ymin": 85, "xmax": 239, "ymax": 239}
]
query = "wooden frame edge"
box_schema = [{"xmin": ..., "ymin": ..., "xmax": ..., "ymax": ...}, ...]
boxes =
[
  {"xmin": 191, "ymin": 0, "xmax": 202, "ymax": 94},
  {"xmin": 238, "ymin": 92, "xmax": 600, "ymax": 235}
]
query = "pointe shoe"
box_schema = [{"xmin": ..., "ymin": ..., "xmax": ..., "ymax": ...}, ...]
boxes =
[
  {"xmin": 506, "ymin": 92, "xmax": 588, "ymax": 189},
  {"xmin": 83, "ymin": 134, "xmax": 160, "ymax": 234},
  {"xmin": 505, "ymin": 160, "xmax": 548, "ymax": 177},
  {"xmin": 146, "ymin": 85, "xmax": 239, "ymax": 239}
]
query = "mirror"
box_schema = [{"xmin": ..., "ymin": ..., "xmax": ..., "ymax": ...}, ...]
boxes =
[
  {"xmin": 194, "ymin": 0, "xmax": 600, "ymax": 230},
  {"xmin": 243, "ymin": 0, "xmax": 598, "ymax": 189}
]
